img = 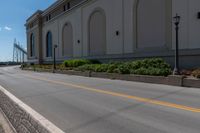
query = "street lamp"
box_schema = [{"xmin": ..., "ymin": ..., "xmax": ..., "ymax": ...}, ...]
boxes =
[
  {"xmin": 53, "ymin": 44, "xmax": 58, "ymax": 71},
  {"xmin": 173, "ymin": 14, "xmax": 181, "ymax": 75}
]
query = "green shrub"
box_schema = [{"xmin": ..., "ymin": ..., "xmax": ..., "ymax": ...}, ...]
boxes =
[
  {"xmin": 63, "ymin": 59, "xmax": 91, "ymax": 67},
  {"xmin": 75, "ymin": 64, "xmax": 109, "ymax": 72},
  {"xmin": 129, "ymin": 61, "xmax": 143, "ymax": 70},
  {"xmin": 72, "ymin": 58, "xmax": 172, "ymax": 76},
  {"xmin": 117, "ymin": 62, "xmax": 132, "ymax": 74},
  {"xmin": 131, "ymin": 67, "xmax": 148, "ymax": 75},
  {"xmin": 63, "ymin": 59, "xmax": 101, "ymax": 68},
  {"xmin": 95, "ymin": 64, "xmax": 109, "ymax": 72},
  {"xmin": 75, "ymin": 64, "xmax": 98, "ymax": 72},
  {"xmin": 192, "ymin": 69, "xmax": 200, "ymax": 78},
  {"xmin": 107, "ymin": 64, "xmax": 119, "ymax": 73},
  {"xmin": 58, "ymin": 64, "xmax": 72, "ymax": 70},
  {"xmin": 106, "ymin": 61, "xmax": 126, "ymax": 73},
  {"xmin": 126, "ymin": 58, "xmax": 171, "ymax": 76},
  {"xmin": 129, "ymin": 58, "xmax": 170, "ymax": 69},
  {"xmin": 131, "ymin": 67, "xmax": 171, "ymax": 76}
]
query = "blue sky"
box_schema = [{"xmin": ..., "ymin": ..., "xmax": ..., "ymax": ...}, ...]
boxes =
[{"xmin": 0, "ymin": 0, "xmax": 55, "ymax": 61}]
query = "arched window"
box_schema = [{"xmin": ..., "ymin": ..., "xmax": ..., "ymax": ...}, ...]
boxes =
[
  {"xmin": 62, "ymin": 23, "xmax": 73, "ymax": 57},
  {"xmin": 46, "ymin": 31, "xmax": 52, "ymax": 57},
  {"xmin": 89, "ymin": 10, "xmax": 106, "ymax": 56},
  {"xmin": 30, "ymin": 33, "xmax": 35, "ymax": 57}
]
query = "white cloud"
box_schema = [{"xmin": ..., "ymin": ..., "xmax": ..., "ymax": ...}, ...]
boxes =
[
  {"xmin": 0, "ymin": 27, "xmax": 2, "ymax": 31},
  {"xmin": 4, "ymin": 26, "xmax": 12, "ymax": 31}
]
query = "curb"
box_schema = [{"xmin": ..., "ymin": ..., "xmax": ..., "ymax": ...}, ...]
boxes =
[
  {"xmin": 54, "ymin": 71, "xmax": 200, "ymax": 88},
  {"xmin": 0, "ymin": 108, "xmax": 16, "ymax": 133},
  {"xmin": 0, "ymin": 85, "xmax": 65, "ymax": 133},
  {"xmin": 183, "ymin": 78, "xmax": 200, "ymax": 88},
  {"xmin": 23, "ymin": 68, "xmax": 200, "ymax": 89}
]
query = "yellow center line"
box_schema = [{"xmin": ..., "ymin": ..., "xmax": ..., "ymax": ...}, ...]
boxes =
[{"xmin": 24, "ymin": 74, "xmax": 200, "ymax": 113}]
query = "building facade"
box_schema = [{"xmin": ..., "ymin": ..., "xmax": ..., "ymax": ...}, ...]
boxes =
[{"xmin": 26, "ymin": 0, "xmax": 200, "ymax": 68}]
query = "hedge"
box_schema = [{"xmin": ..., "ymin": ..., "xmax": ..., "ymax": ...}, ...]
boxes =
[
  {"xmin": 74, "ymin": 58, "xmax": 172, "ymax": 76},
  {"xmin": 22, "ymin": 58, "xmax": 172, "ymax": 76},
  {"xmin": 63, "ymin": 59, "xmax": 101, "ymax": 68},
  {"xmin": 63, "ymin": 59, "xmax": 90, "ymax": 67}
]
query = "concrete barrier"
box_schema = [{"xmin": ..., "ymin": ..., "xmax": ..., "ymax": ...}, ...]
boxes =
[
  {"xmin": 183, "ymin": 78, "xmax": 200, "ymax": 88},
  {"xmin": 23, "ymin": 68, "xmax": 200, "ymax": 88},
  {"xmin": 168, "ymin": 75, "xmax": 185, "ymax": 86},
  {"xmin": 0, "ymin": 86, "xmax": 65, "ymax": 133},
  {"xmin": 91, "ymin": 72, "xmax": 184, "ymax": 87},
  {"xmin": 55, "ymin": 70, "xmax": 91, "ymax": 77}
]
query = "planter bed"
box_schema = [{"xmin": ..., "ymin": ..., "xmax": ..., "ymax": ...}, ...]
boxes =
[{"xmin": 21, "ymin": 68, "xmax": 200, "ymax": 88}]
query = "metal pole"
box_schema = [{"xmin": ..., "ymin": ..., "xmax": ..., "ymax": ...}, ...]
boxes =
[
  {"xmin": 16, "ymin": 49, "xmax": 19, "ymax": 63},
  {"xmin": 53, "ymin": 45, "xmax": 58, "ymax": 71},
  {"xmin": 22, "ymin": 52, "xmax": 23, "ymax": 63},
  {"xmin": 19, "ymin": 51, "xmax": 22, "ymax": 64},
  {"xmin": 13, "ymin": 44, "xmax": 15, "ymax": 62},
  {"xmin": 53, "ymin": 47, "xmax": 56, "ymax": 70},
  {"xmin": 173, "ymin": 21, "xmax": 180, "ymax": 75}
]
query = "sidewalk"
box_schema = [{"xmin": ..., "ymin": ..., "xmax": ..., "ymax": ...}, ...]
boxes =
[{"xmin": 0, "ymin": 110, "xmax": 14, "ymax": 133}]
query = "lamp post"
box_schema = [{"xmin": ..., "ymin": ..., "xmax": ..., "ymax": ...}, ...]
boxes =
[
  {"xmin": 53, "ymin": 44, "xmax": 58, "ymax": 71},
  {"xmin": 173, "ymin": 14, "xmax": 181, "ymax": 75}
]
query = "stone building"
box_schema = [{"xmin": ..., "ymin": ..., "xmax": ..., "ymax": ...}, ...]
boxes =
[{"xmin": 26, "ymin": 0, "xmax": 200, "ymax": 68}]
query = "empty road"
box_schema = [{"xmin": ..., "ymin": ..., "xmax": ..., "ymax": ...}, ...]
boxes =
[{"xmin": 0, "ymin": 66, "xmax": 200, "ymax": 133}]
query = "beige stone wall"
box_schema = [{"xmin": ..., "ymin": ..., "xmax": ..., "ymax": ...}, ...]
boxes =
[
  {"xmin": 58, "ymin": 8, "xmax": 83, "ymax": 59},
  {"xmin": 82, "ymin": 0, "xmax": 124, "ymax": 56},
  {"xmin": 172, "ymin": 0, "xmax": 200, "ymax": 49},
  {"xmin": 26, "ymin": 0, "xmax": 200, "ymax": 63},
  {"xmin": 137, "ymin": 0, "xmax": 166, "ymax": 48},
  {"xmin": 62, "ymin": 23, "xmax": 73, "ymax": 57}
]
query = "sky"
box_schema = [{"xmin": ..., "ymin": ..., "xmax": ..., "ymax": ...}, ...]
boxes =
[{"xmin": 0, "ymin": 0, "xmax": 55, "ymax": 61}]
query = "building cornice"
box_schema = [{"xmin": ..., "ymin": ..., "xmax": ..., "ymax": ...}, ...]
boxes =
[
  {"xmin": 25, "ymin": 0, "xmax": 65, "ymax": 25},
  {"xmin": 26, "ymin": 10, "xmax": 43, "ymax": 24},
  {"xmin": 41, "ymin": 0, "xmax": 67, "ymax": 17},
  {"xmin": 25, "ymin": 0, "xmax": 90, "ymax": 26}
]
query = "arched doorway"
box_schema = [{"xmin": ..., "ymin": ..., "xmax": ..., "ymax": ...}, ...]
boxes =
[
  {"xmin": 46, "ymin": 31, "xmax": 53, "ymax": 57},
  {"xmin": 62, "ymin": 23, "xmax": 73, "ymax": 57},
  {"xmin": 89, "ymin": 10, "xmax": 106, "ymax": 56}
]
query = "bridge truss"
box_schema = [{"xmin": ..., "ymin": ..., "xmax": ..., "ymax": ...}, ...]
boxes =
[{"xmin": 13, "ymin": 39, "xmax": 27, "ymax": 63}]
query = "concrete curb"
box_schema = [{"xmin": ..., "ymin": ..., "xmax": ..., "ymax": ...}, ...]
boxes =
[
  {"xmin": 54, "ymin": 70, "xmax": 200, "ymax": 88},
  {"xmin": 0, "ymin": 85, "xmax": 65, "ymax": 133},
  {"xmin": 0, "ymin": 108, "xmax": 16, "ymax": 133},
  {"xmin": 23, "ymin": 68, "xmax": 200, "ymax": 88},
  {"xmin": 90, "ymin": 72, "xmax": 185, "ymax": 87},
  {"xmin": 183, "ymin": 78, "xmax": 200, "ymax": 88}
]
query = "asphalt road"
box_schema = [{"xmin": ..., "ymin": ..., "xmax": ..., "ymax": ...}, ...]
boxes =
[{"xmin": 0, "ymin": 66, "xmax": 200, "ymax": 133}]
